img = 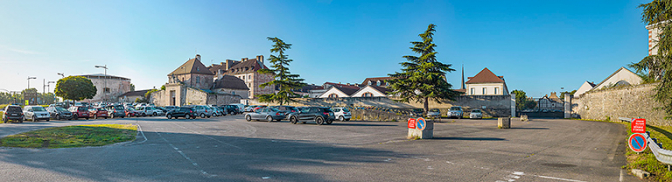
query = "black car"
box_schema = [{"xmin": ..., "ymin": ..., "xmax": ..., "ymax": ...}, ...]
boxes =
[
  {"xmin": 166, "ymin": 107, "xmax": 198, "ymax": 119},
  {"xmin": 221, "ymin": 105, "xmax": 241, "ymax": 115},
  {"xmin": 287, "ymin": 107, "xmax": 335, "ymax": 125},
  {"xmin": 46, "ymin": 106, "xmax": 73, "ymax": 120},
  {"xmin": 2, "ymin": 105, "xmax": 24, "ymax": 123}
]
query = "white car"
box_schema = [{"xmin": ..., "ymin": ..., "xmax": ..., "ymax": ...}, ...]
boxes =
[
  {"xmin": 427, "ymin": 109, "xmax": 441, "ymax": 118},
  {"xmin": 331, "ymin": 107, "xmax": 351, "ymax": 121},
  {"xmin": 470, "ymin": 109, "xmax": 483, "ymax": 119},
  {"xmin": 448, "ymin": 106, "xmax": 463, "ymax": 119},
  {"xmin": 138, "ymin": 106, "xmax": 163, "ymax": 116},
  {"xmin": 23, "ymin": 105, "xmax": 51, "ymax": 122}
]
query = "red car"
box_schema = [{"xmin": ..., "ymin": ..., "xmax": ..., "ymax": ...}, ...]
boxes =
[
  {"xmin": 125, "ymin": 108, "xmax": 142, "ymax": 117},
  {"xmin": 89, "ymin": 107, "xmax": 108, "ymax": 119},
  {"xmin": 68, "ymin": 106, "xmax": 90, "ymax": 120}
]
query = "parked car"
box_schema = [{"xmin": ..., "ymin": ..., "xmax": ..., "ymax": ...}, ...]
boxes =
[
  {"xmin": 427, "ymin": 109, "xmax": 441, "ymax": 118},
  {"xmin": 221, "ymin": 105, "xmax": 240, "ymax": 115},
  {"xmin": 69, "ymin": 106, "xmax": 90, "ymax": 120},
  {"xmin": 216, "ymin": 107, "xmax": 226, "ymax": 116},
  {"xmin": 125, "ymin": 107, "xmax": 142, "ymax": 117},
  {"xmin": 244, "ymin": 105, "xmax": 257, "ymax": 112},
  {"xmin": 470, "ymin": 109, "xmax": 483, "ymax": 119},
  {"xmin": 230, "ymin": 104, "xmax": 245, "ymax": 113},
  {"xmin": 411, "ymin": 108, "xmax": 424, "ymax": 117},
  {"xmin": 3, "ymin": 105, "xmax": 24, "ymax": 123},
  {"xmin": 23, "ymin": 105, "xmax": 50, "ymax": 122},
  {"xmin": 46, "ymin": 106, "xmax": 73, "ymax": 120},
  {"xmin": 184, "ymin": 105, "xmax": 212, "ymax": 118},
  {"xmin": 89, "ymin": 107, "xmax": 109, "ymax": 119},
  {"xmin": 138, "ymin": 106, "xmax": 163, "ymax": 116},
  {"xmin": 105, "ymin": 105, "xmax": 126, "ymax": 118},
  {"xmin": 331, "ymin": 107, "xmax": 351, "ymax": 121},
  {"xmin": 164, "ymin": 106, "xmax": 179, "ymax": 113},
  {"xmin": 287, "ymin": 107, "xmax": 335, "ymax": 125},
  {"xmin": 245, "ymin": 107, "xmax": 287, "ymax": 122},
  {"xmin": 166, "ymin": 107, "xmax": 198, "ymax": 119},
  {"xmin": 205, "ymin": 106, "xmax": 217, "ymax": 117},
  {"xmin": 448, "ymin": 106, "xmax": 463, "ymax": 119}
]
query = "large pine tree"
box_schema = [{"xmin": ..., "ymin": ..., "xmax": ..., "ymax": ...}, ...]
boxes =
[
  {"xmin": 638, "ymin": 1, "xmax": 672, "ymax": 116},
  {"xmin": 388, "ymin": 24, "xmax": 460, "ymax": 116},
  {"xmin": 257, "ymin": 37, "xmax": 305, "ymax": 105}
]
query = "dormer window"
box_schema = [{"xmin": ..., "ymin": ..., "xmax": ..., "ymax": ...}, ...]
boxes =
[
  {"xmin": 377, "ymin": 81, "xmax": 381, "ymax": 86},
  {"xmin": 368, "ymin": 81, "xmax": 372, "ymax": 85}
]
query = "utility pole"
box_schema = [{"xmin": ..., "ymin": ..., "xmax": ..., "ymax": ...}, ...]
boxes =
[
  {"xmin": 95, "ymin": 65, "xmax": 108, "ymax": 103},
  {"xmin": 43, "ymin": 79, "xmax": 46, "ymax": 94}
]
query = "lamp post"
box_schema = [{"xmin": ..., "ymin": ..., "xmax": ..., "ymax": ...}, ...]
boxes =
[
  {"xmin": 57, "ymin": 73, "xmax": 65, "ymax": 78},
  {"xmin": 95, "ymin": 65, "xmax": 108, "ymax": 103},
  {"xmin": 27, "ymin": 76, "xmax": 36, "ymax": 89}
]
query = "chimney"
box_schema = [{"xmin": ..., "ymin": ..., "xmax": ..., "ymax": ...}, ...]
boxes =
[
  {"xmin": 242, "ymin": 58, "xmax": 248, "ymax": 62},
  {"xmin": 195, "ymin": 54, "xmax": 201, "ymax": 61},
  {"xmin": 256, "ymin": 55, "xmax": 264, "ymax": 64}
]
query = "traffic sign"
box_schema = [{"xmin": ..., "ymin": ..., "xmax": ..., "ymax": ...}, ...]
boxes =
[
  {"xmin": 416, "ymin": 117, "xmax": 426, "ymax": 131},
  {"xmin": 631, "ymin": 118, "xmax": 646, "ymax": 133},
  {"xmin": 629, "ymin": 133, "xmax": 647, "ymax": 153},
  {"xmin": 408, "ymin": 118, "xmax": 416, "ymax": 129}
]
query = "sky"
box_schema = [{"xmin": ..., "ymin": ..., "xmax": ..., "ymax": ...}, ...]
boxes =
[{"xmin": 0, "ymin": 0, "xmax": 652, "ymax": 97}]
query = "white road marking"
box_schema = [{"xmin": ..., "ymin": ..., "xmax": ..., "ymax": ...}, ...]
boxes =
[
  {"xmin": 135, "ymin": 123, "xmax": 148, "ymax": 144},
  {"xmin": 262, "ymin": 177, "xmax": 271, "ymax": 179},
  {"xmin": 619, "ymin": 169, "xmax": 623, "ymax": 182},
  {"xmin": 427, "ymin": 166, "xmax": 434, "ymax": 170},
  {"xmin": 384, "ymin": 158, "xmax": 392, "ymax": 162},
  {"xmin": 156, "ymin": 132, "xmax": 215, "ymax": 178},
  {"xmin": 501, "ymin": 171, "xmax": 586, "ymax": 182}
]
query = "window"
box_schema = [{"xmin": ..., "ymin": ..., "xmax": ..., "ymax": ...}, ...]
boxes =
[
  {"xmin": 386, "ymin": 82, "xmax": 389, "ymax": 86},
  {"xmin": 248, "ymin": 75, "xmax": 251, "ymax": 80},
  {"xmin": 362, "ymin": 92, "xmax": 373, "ymax": 97},
  {"xmin": 377, "ymin": 81, "xmax": 381, "ymax": 86},
  {"xmin": 196, "ymin": 76, "xmax": 200, "ymax": 83},
  {"xmin": 482, "ymin": 88, "xmax": 487, "ymax": 95},
  {"xmin": 328, "ymin": 93, "xmax": 338, "ymax": 98},
  {"xmin": 495, "ymin": 87, "xmax": 499, "ymax": 95},
  {"xmin": 470, "ymin": 88, "xmax": 475, "ymax": 95},
  {"xmin": 368, "ymin": 81, "xmax": 372, "ymax": 85},
  {"xmin": 104, "ymin": 88, "xmax": 110, "ymax": 93}
]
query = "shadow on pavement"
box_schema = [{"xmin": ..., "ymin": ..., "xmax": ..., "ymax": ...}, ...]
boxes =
[
  {"xmin": 0, "ymin": 131, "xmax": 396, "ymax": 181},
  {"xmin": 509, "ymin": 127, "xmax": 549, "ymax": 130},
  {"xmin": 431, "ymin": 137, "xmax": 506, "ymax": 141}
]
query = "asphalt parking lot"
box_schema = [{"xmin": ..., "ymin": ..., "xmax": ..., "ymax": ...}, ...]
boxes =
[{"xmin": 0, "ymin": 115, "xmax": 639, "ymax": 182}]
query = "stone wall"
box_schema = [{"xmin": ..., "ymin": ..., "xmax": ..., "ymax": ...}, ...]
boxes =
[
  {"xmin": 571, "ymin": 83, "xmax": 672, "ymax": 126},
  {"xmin": 152, "ymin": 86, "xmax": 242, "ymax": 106},
  {"xmin": 246, "ymin": 95, "xmax": 513, "ymax": 117}
]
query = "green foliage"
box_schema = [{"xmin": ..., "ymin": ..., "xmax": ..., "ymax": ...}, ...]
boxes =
[
  {"xmin": 160, "ymin": 85, "xmax": 165, "ymax": 90},
  {"xmin": 640, "ymin": 1, "xmax": 672, "ymax": 117},
  {"xmin": 130, "ymin": 83, "xmax": 135, "ymax": 92},
  {"xmin": 257, "ymin": 37, "xmax": 306, "ymax": 105},
  {"xmin": 54, "ymin": 76, "xmax": 96, "ymax": 101},
  {"xmin": 624, "ymin": 122, "xmax": 672, "ymax": 181},
  {"xmin": 388, "ymin": 24, "xmax": 460, "ymax": 116},
  {"xmin": 511, "ymin": 90, "xmax": 528, "ymax": 110},
  {"xmin": 0, "ymin": 124, "xmax": 137, "ymax": 148},
  {"xmin": 558, "ymin": 90, "xmax": 576, "ymax": 100},
  {"xmin": 145, "ymin": 89, "xmax": 159, "ymax": 100}
]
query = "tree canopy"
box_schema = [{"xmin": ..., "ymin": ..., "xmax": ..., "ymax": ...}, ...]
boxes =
[
  {"xmin": 638, "ymin": 0, "xmax": 672, "ymax": 116},
  {"xmin": 55, "ymin": 76, "xmax": 97, "ymax": 101},
  {"xmin": 257, "ymin": 37, "xmax": 305, "ymax": 105},
  {"xmin": 388, "ymin": 24, "xmax": 460, "ymax": 115}
]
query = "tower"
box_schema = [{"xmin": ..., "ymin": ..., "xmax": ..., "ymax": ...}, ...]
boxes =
[{"xmin": 460, "ymin": 64, "xmax": 465, "ymax": 90}]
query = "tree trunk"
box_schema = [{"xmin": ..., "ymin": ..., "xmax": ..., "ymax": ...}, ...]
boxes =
[{"xmin": 423, "ymin": 97, "xmax": 429, "ymax": 117}]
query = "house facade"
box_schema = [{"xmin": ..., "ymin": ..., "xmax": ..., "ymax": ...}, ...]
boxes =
[
  {"xmin": 538, "ymin": 92, "xmax": 564, "ymax": 111},
  {"xmin": 573, "ymin": 81, "xmax": 595, "ymax": 98},
  {"xmin": 592, "ymin": 67, "xmax": 642, "ymax": 90},
  {"xmin": 207, "ymin": 55, "xmax": 274, "ymax": 99},
  {"xmin": 465, "ymin": 68, "xmax": 509, "ymax": 96},
  {"xmin": 351, "ymin": 85, "xmax": 390, "ymax": 97}
]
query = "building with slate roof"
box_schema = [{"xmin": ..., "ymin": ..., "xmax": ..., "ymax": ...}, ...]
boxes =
[
  {"xmin": 464, "ymin": 68, "xmax": 509, "ymax": 96},
  {"xmin": 207, "ymin": 55, "xmax": 274, "ymax": 99}
]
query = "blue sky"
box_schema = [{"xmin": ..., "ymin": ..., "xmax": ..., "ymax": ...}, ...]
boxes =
[{"xmin": 0, "ymin": 0, "xmax": 651, "ymax": 97}]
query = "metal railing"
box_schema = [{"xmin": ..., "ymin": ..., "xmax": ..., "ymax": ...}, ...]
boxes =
[{"xmin": 619, "ymin": 117, "xmax": 672, "ymax": 167}]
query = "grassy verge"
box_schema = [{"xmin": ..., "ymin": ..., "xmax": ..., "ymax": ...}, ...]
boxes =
[{"xmin": 0, "ymin": 124, "xmax": 137, "ymax": 148}]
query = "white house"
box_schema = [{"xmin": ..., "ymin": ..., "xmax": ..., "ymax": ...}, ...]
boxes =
[
  {"xmin": 465, "ymin": 68, "xmax": 509, "ymax": 96},
  {"xmin": 592, "ymin": 67, "xmax": 643, "ymax": 90},
  {"xmin": 351, "ymin": 85, "xmax": 390, "ymax": 97},
  {"xmin": 319, "ymin": 86, "xmax": 360, "ymax": 98},
  {"xmin": 573, "ymin": 81, "xmax": 595, "ymax": 98}
]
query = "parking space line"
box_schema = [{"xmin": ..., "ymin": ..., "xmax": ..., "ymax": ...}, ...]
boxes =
[{"xmin": 156, "ymin": 132, "xmax": 216, "ymax": 178}]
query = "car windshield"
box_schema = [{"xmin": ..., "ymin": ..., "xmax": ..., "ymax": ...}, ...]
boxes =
[
  {"xmin": 127, "ymin": 108, "xmax": 136, "ymax": 111},
  {"xmin": 342, "ymin": 108, "xmax": 349, "ymax": 112},
  {"xmin": 115, "ymin": 106, "xmax": 124, "ymax": 110},
  {"xmin": 78, "ymin": 107, "xmax": 88, "ymax": 111},
  {"xmin": 7, "ymin": 107, "xmax": 21, "ymax": 112},
  {"xmin": 97, "ymin": 108, "xmax": 105, "ymax": 111},
  {"xmin": 450, "ymin": 107, "xmax": 461, "ymax": 111},
  {"xmin": 269, "ymin": 107, "xmax": 279, "ymax": 112},
  {"xmin": 55, "ymin": 107, "xmax": 68, "ymax": 112},
  {"xmin": 472, "ymin": 109, "xmax": 481, "ymax": 113},
  {"xmin": 32, "ymin": 107, "xmax": 46, "ymax": 111}
]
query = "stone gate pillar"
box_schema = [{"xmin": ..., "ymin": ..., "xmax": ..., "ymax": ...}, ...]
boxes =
[
  {"xmin": 564, "ymin": 93, "xmax": 571, "ymax": 118},
  {"xmin": 510, "ymin": 93, "xmax": 516, "ymax": 117}
]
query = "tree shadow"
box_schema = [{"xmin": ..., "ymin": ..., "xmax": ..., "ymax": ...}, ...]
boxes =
[
  {"xmin": 509, "ymin": 127, "xmax": 549, "ymax": 130},
  {"xmin": 431, "ymin": 137, "xmax": 506, "ymax": 141},
  {"xmin": 0, "ymin": 131, "xmax": 396, "ymax": 181}
]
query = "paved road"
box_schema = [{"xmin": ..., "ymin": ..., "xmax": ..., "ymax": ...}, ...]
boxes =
[{"xmin": 0, "ymin": 116, "xmax": 639, "ymax": 181}]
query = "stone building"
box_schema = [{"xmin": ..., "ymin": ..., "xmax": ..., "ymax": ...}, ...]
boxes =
[
  {"xmin": 77, "ymin": 74, "xmax": 131, "ymax": 103},
  {"xmin": 207, "ymin": 55, "xmax": 274, "ymax": 99},
  {"xmin": 465, "ymin": 68, "xmax": 509, "ymax": 96},
  {"xmin": 118, "ymin": 89, "xmax": 150, "ymax": 103},
  {"xmin": 168, "ymin": 54, "xmax": 214, "ymax": 90},
  {"xmin": 538, "ymin": 92, "xmax": 563, "ymax": 111}
]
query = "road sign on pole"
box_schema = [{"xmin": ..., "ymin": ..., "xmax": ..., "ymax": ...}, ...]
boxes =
[
  {"xmin": 416, "ymin": 117, "xmax": 426, "ymax": 131},
  {"xmin": 629, "ymin": 133, "xmax": 647, "ymax": 153},
  {"xmin": 408, "ymin": 118, "xmax": 416, "ymax": 129},
  {"xmin": 631, "ymin": 118, "xmax": 646, "ymax": 133}
]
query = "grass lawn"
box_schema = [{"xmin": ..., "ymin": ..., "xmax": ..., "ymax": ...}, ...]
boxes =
[
  {"xmin": 0, "ymin": 124, "xmax": 137, "ymax": 148},
  {"xmin": 626, "ymin": 124, "xmax": 672, "ymax": 181}
]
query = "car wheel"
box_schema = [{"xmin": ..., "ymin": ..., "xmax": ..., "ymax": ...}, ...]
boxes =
[
  {"xmin": 73, "ymin": 115, "xmax": 78, "ymax": 120},
  {"xmin": 200, "ymin": 113, "xmax": 206, "ymax": 118},
  {"xmin": 56, "ymin": 115, "xmax": 61, "ymax": 120},
  {"xmin": 246, "ymin": 115, "xmax": 252, "ymax": 121},
  {"xmin": 46, "ymin": 119, "xmax": 50, "ymax": 122},
  {"xmin": 2, "ymin": 117, "xmax": 7, "ymax": 123},
  {"xmin": 315, "ymin": 117, "xmax": 324, "ymax": 125},
  {"xmin": 339, "ymin": 116, "xmax": 344, "ymax": 121},
  {"xmin": 290, "ymin": 116, "xmax": 298, "ymax": 124},
  {"xmin": 167, "ymin": 114, "xmax": 172, "ymax": 119},
  {"xmin": 345, "ymin": 119, "xmax": 350, "ymax": 121},
  {"xmin": 33, "ymin": 116, "xmax": 37, "ymax": 122},
  {"xmin": 142, "ymin": 113, "xmax": 147, "ymax": 117},
  {"xmin": 121, "ymin": 116, "xmax": 125, "ymax": 118},
  {"xmin": 266, "ymin": 116, "xmax": 273, "ymax": 122},
  {"xmin": 326, "ymin": 119, "xmax": 333, "ymax": 125},
  {"xmin": 153, "ymin": 112, "xmax": 157, "ymax": 116},
  {"xmin": 104, "ymin": 117, "xmax": 107, "ymax": 119},
  {"xmin": 19, "ymin": 119, "xmax": 23, "ymax": 123}
]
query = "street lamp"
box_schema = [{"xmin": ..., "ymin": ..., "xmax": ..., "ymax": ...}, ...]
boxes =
[
  {"xmin": 57, "ymin": 73, "xmax": 65, "ymax": 78},
  {"xmin": 27, "ymin": 76, "xmax": 36, "ymax": 89},
  {"xmin": 95, "ymin": 65, "xmax": 108, "ymax": 103}
]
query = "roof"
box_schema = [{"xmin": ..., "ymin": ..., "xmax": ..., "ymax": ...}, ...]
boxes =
[
  {"xmin": 369, "ymin": 85, "xmax": 391, "ymax": 94},
  {"xmin": 324, "ymin": 82, "xmax": 361, "ymax": 90},
  {"xmin": 361, "ymin": 77, "xmax": 393, "ymax": 85},
  {"xmin": 335, "ymin": 87, "xmax": 359, "ymax": 96},
  {"xmin": 225, "ymin": 58, "xmax": 268, "ymax": 75},
  {"xmin": 465, "ymin": 68, "xmax": 505, "ymax": 84},
  {"xmin": 207, "ymin": 60, "xmax": 241, "ymax": 74},
  {"xmin": 168, "ymin": 55, "xmax": 215, "ymax": 76},
  {"xmin": 587, "ymin": 81, "xmax": 596, "ymax": 87},
  {"xmin": 213, "ymin": 75, "xmax": 249, "ymax": 90},
  {"xmin": 594, "ymin": 67, "xmax": 639, "ymax": 88},
  {"xmin": 453, "ymin": 89, "xmax": 466, "ymax": 93},
  {"xmin": 78, "ymin": 74, "xmax": 130, "ymax": 80},
  {"xmin": 119, "ymin": 90, "xmax": 150, "ymax": 97}
]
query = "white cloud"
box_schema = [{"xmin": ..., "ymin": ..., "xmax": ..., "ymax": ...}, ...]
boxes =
[{"xmin": 0, "ymin": 45, "xmax": 44, "ymax": 55}]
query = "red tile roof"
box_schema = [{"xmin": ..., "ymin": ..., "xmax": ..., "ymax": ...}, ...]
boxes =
[
  {"xmin": 361, "ymin": 77, "xmax": 393, "ymax": 86},
  {"xmin": 465, "ymin": 68, "xmax": 504, "ymax": 84}
]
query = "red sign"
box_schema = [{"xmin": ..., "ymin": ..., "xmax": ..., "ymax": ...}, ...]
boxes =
[
  {"xmin": 408, "ymin": 118, "xmax": 416, "ymax": 129},
  {"xmin": 631, "ymin": 118, "xmax": 646, "ymax": 133},
  {"xmin": 629, "ymin": 133, "xmax": 647, "ymax": 153}
]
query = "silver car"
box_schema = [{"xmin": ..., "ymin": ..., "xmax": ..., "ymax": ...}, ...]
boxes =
[
  {"xmin": 331, "ymin": 107, "xmax": 351, "ymax": 121},
  {"xmin": 427, "ymin": 109, "xmax": 441, "ymax": 118},
  {"xmin": 23, "ymin": 105, "xmax": 51, "ymax": 122},
  {"xmin": 469, "ymin": 109, "xmax": 483, "ymax": 119},
  {"xmin": 448, "ymin": 106, "xmax": 463, "ymax": 119},
  {"xmin": 245, "ymin": 107, "xmax": 287, "ymax": 122},
  {"xmin": 185, "ymin": 105, "xmax": 212, "ymax": 118}
]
